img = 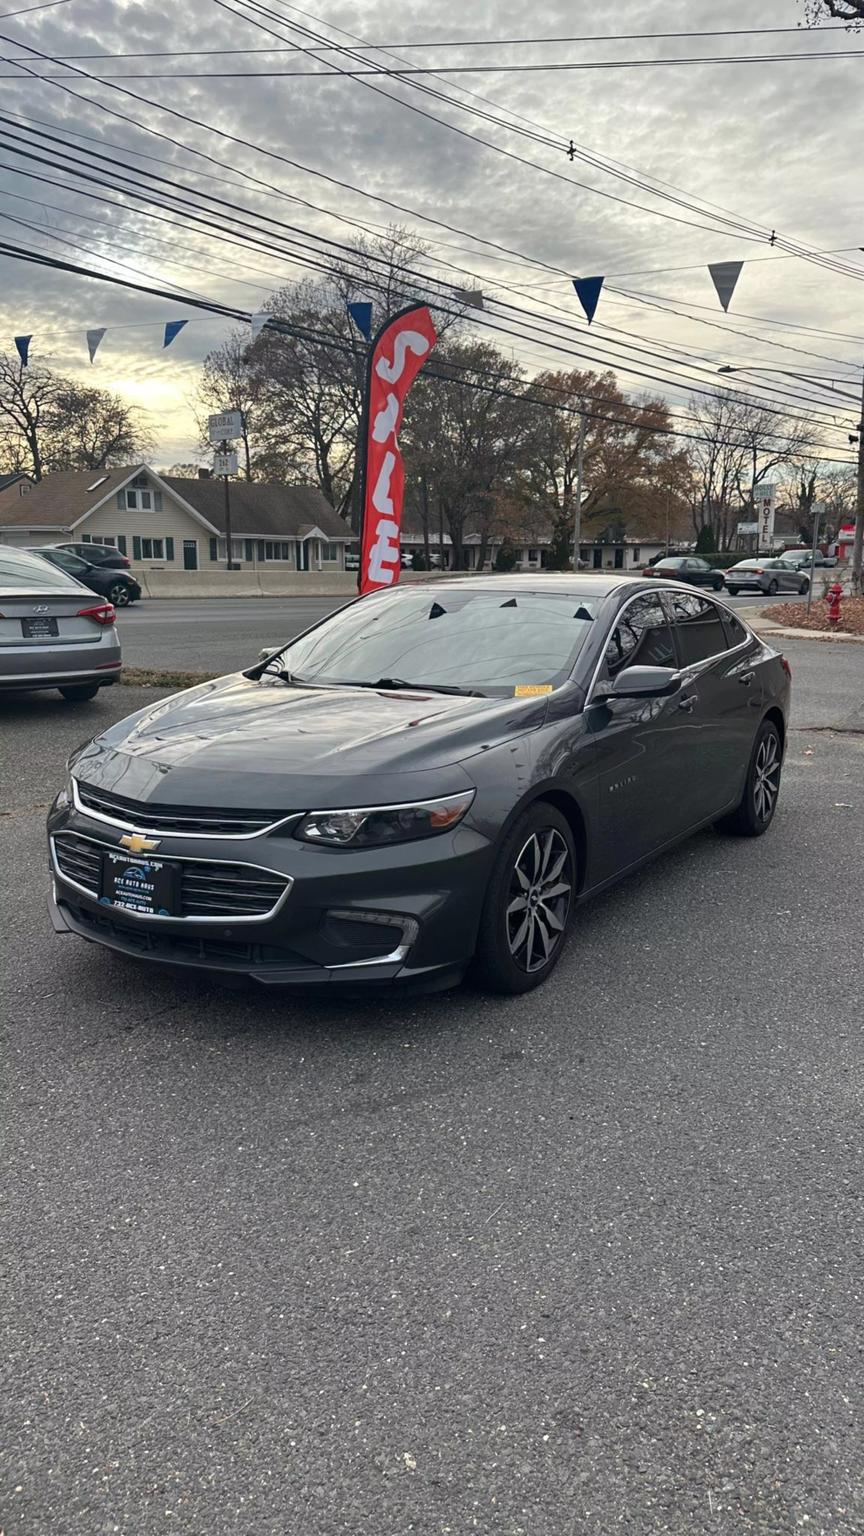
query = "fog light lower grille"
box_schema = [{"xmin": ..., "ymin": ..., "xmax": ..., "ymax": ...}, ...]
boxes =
[{"xmin": 324, "ymin": 910, "xmax": 419, "ymax": 968}]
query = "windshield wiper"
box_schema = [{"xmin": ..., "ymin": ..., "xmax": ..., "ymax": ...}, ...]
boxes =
[{"xmin": 356, "ymin": 677, "xmax": 484, "ymax": 697}]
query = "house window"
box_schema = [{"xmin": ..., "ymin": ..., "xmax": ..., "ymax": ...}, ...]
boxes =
[
  {"xmin": 321, "ymin": 542, "xmax": 339, "ymax": 561},
  {"xmin": 631, "ymin": 547, "xmax": 640, "ymax": 563},
  {"xmin": 123, "ymin": 478, "xmax": 162, "ymax": 512},
  {"xmin": 81, "ymin": 532, "xmax": 92, "ymax": 543},
  {"xmin": 140, "ymin": 537, "xmax": 165, "ymax": 560},
  {"xmin": 218, "ymin": 539, "xmax": 243, "ymax": 561},
  {"xmin": 264, "ymin": 541, "xmax": 293, "ymax": 561}
]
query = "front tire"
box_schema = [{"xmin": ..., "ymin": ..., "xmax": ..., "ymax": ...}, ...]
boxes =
[
  {"xmin": 108, "ymin": 582, "xmax": 132, "ymax": 606},
  {"xmin": 59, "ymin": 682, "xmax": 100, "ymax": 702},
  {"xmin": 716, "ymin": 719, "xmax": 782, "ymax": 838},
  {"xmin": 767, "ymin": 579, "xmax": 779, "ymax": 595},
  {"xmin": 799, "ymin": 578, "xmax": 810, "ymax": 595},
  {"xmin": 712, "ymin": 575, "xmax": 724, "ymax": 591},
  {"xmin": 727, "ymin": 587, "xmax": 739, "ymax": 596},
  {"xmin": 474, "ymin": 803, "xmax": 576, "ymax": 994}
]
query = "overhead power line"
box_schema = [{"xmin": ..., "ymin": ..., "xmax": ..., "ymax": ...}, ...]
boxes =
[
  {"xmin": 0, "ymin": 21, "xmax": 857, "ymax": 423},
  {"xmin": 0, "ymin": 238, "xmax": 854, "ymax": 463},
  {"xmin": 0, "ymin": 114, "xmax": 851, "ymax": 428}
]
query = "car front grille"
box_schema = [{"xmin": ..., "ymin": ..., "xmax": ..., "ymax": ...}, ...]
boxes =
[
  {"xmin": 59, "ymin": 898, "xmax": 313, "ymax": 971},
  {"xmin": 74, "ymin": 780, "xmax": 285, "ymax": 836},
  {"xmin": 52, "ymin": 831, "xmax": 291, "ymax": 921}
]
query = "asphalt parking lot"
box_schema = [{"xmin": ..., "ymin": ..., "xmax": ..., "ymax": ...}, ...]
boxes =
[
  {"xmin": 115, "ymin": 592, "xmax": 808, "ymax": 676},
  {"xmin": 2, "ymin": 639, "xmax": 862, "ymax": 1535}
]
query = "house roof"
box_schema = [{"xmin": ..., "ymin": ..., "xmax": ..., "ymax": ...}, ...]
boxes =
[
  {"xmin": 0, "ymin": 467, "xmax": 136, "ymax": 529},
  {"xmin": 163, "ymin": 477, "xmax": 351, "ymax": 540},
  {"xmin": 0, "ymin": 464, "xmax": 350, "ymax": 540}
]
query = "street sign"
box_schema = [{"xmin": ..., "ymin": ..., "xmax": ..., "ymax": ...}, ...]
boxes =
[
  {"xmin": 208, "ymin": 410, "xmax": 244, "ymax": 444},
  {"xmin": 213, "ymin": 451, "xmax": 238, "ymax": 476},
  {"xmin": 737, "ymin": 521, "xmax": 758, "ymax": 534}
]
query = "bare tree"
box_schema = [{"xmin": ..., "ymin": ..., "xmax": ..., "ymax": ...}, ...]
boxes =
[
  {"xmin": 804, "ymin": 0, "xmax": 864, "ymax": 20},
  {"xmin": 403, "ymin": 341, "xmax": 532, "ymax": 569},
  {"xmin": 0, "ymin": 356, "xmax": 151, "ymax": 479},
  {"xmin": 688, "ymin": 392, "xmax": 818, "ymax": 549},
  {"xmin": 45, "ymin": 382, "xmax": 153, "ymax": 471},
  {"xmin": 198, "ymin": 331, "xmax": 258, "ymax": 480},
  {"xmin": 0, "ymin": 354, "xmax": 61, "ymax": 480}
]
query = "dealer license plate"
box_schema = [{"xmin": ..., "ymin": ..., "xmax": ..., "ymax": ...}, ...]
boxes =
[
  {"xmin": 100, "ymin": 849, "xmax": 180, "ymax": 916},
  {"xmin": 22, "ymin": 617, "xmax": 59, "ymax": 638}
]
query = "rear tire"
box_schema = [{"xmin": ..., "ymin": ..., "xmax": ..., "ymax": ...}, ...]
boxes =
[
  {"xmin": 799, "ymin": 578, "xmax": 810, "ymax": 595},
  {"xmin": 474, "ymin": 803, "xmax": 576, "ymax": 995},
  {"xmin": 59, "ymin": 682, "xmax": 100, "ymax": 702},
  {"xmin": 715, "ymin": 718, "xmax": 782, "ymax": 838},
  {"xmin": 727, "ymin": 587, "xmax": 739, "ymax": 596}
]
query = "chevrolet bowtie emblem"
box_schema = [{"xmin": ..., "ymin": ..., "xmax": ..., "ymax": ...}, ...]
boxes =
[{"xmin": 120, "ymin": 832, "xmax": 161, "ymax": 854}]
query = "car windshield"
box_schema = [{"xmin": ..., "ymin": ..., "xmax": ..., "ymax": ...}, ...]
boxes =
[
  {"xmin": 0, "ymin": 546, "xmax": 86, "ymax": 590},
  {"xmin": 276, "ymin": 586, "xmax": 601, "ymax": 696}
]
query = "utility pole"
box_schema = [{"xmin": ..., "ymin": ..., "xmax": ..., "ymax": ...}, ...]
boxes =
[
  {"xmin": 807, "ymin": 500, "xmax": 821, "ymax": 619},
  {"xmin": 571, "ymin": 410, "xmax": 586, "ymax": 571},
  {"xmin": 852, "ymin": 365, "xmax": 864, "ymax": 597},
  {"xmin": 220, "ymin": 438, "xmax": 238, "ymax": 570}
]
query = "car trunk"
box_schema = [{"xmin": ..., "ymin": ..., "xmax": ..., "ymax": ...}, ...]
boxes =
[{"xmin": 0, "ymin": 587, "xmax": 107, "ymax": 648}]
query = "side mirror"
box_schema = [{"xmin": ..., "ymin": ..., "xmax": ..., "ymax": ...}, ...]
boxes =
[
  {"xmin": 258, "ymin": 644, "xmax": 288, "ymax": 663},
  {"xmin": 596, "ymin": 666, "xmax": 682, "ymax": 701}
]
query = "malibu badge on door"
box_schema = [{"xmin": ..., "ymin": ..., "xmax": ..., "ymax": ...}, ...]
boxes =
[{"xmin": 100, "ymin": 849, "xmax": 179, "ymax": 916}]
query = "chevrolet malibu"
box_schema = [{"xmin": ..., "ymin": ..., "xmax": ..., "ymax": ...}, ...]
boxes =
[{"xmin": 48, "ymin": 576, "xmax": 790, "ymax": 995}]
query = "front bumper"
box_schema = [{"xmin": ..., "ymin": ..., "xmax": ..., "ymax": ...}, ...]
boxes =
[{"xmin": 47, "ymin": 797, "xmax": 494, "ymax": 990}]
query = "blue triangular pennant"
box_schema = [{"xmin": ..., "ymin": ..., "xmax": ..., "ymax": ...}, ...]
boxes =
[
  {"xmin": 708, "ymin": 261, "xmax": 743, "ymax": 313},
  {"xmin": 347, "ymin": 301, "xmax": 373, "ymax": 339},
  {"xmin": 14, "ymin": 334, "xmax": 31, "ymax": 366},
  {"xmin": 572, "ymin": 276, "xmax": 604, "ymax": 325},
  {"xmin": 163, "ymin": 320, "xmax": 188, "ymax": 349},
  {"xmin": 86, "ymin": 327, "xmax": 106, "ymax": 363}
]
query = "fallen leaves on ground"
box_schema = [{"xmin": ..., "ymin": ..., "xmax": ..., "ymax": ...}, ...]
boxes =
[{"xmin": 763, "ymin": 597, "xmax": 864, "ymax": 636}]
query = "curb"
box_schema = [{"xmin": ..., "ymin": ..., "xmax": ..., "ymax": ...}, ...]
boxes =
[{"xmin": 754, "ymin": 625, "xmax": 864, "ymax": 644}]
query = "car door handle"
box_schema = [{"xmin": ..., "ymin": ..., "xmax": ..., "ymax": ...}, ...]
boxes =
[
  {"xmin": 739, "ymin": 670, "xmax": 755, "ymax": 685},
  {"xmin": 677, "ymin": 692, "xmax": 697, "ymax": 713}
]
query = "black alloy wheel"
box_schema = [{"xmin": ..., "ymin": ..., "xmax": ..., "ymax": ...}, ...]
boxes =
[
  {"xmin": 108, "ymin": 581, "xmax": 132, "ymax": 606},
  {"xmin": 716, "ymin": 718, "xmax": 782, "ymax": 837},
  {"xmin": 727, "ymin": 587, "xmax": 739, "ymax": 596},
  {"xmin": 767, "ymin": 579, "xmax": 779, "ymax": 595},
  {"xmin": 474, "ymin": 803, "xmax": 576, "ymax": 994},
  {"xmin": 799, "ymin": 578, "xmax": 810, "ymax": 595},
  {"xmin": 712, "ymin": 575, "xmax": 724, "ymax": 591}
]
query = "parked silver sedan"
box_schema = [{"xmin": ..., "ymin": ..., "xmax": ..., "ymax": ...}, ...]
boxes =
[
  {"xmin": 0, "ymin": 544, "xmax": 121, "ymax": 701},
  {"xmin": 723, "ymin": 558, "xmax": 811, "ymax": 597}
]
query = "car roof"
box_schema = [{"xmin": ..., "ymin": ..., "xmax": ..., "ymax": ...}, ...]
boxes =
[{"xmin": 401, "ymin": 572, "xmax": 649, "ymax": 600}]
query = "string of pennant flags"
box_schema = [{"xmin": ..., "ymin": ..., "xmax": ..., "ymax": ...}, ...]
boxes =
[{"xmin": 8, "ymin": 260, "xmax": 746, "ymax": 365}]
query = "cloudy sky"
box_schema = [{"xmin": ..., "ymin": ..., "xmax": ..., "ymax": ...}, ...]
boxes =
[{"xmin": 0, "ymin": 0, "xmax": 861, "ymax": 465}]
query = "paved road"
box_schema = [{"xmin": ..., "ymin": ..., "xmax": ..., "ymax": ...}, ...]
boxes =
[
  {"xmin": 117, "ymin": 591, "xmax": 808, "ymax": 675},
  {"xmin": 2, "ymin": 641, "xmax": 862, "ymax": 1535}
]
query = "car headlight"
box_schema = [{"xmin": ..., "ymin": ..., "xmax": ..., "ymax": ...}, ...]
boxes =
[{"xmin": 295, "ymin": 791, "xmax": 475, "ymax": 848}]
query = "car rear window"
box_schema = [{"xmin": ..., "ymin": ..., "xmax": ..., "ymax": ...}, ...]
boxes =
[
  {"xmin": 0, "ymin": 546, "xmax": 85, "ymax": 590},
  {"xmin": 667, "ymin": 592, "xmax": 728, "ymax": 665}
]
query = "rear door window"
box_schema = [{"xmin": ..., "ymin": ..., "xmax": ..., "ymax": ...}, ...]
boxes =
[
  {"xmin": 667, "ymin": 592, "xmax": 728, "ymax": 666},
  {"xmin": 721, "ymin": 609, "xmax": 749, "ymax": 648}
]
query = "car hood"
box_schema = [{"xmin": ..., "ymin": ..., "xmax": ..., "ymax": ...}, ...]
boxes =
[{"xmin": 72, "ymin": 671, "xmax": 552, "ymax": 810}]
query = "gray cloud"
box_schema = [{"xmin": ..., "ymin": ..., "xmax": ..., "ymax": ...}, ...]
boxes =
[{"xmin": 0, "ymin": 0, "xmax": 859, "ymax": 459}]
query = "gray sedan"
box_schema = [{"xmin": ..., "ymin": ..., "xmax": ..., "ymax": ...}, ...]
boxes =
[
  {"xmin": 724, "ymin": 559, "xmax": 811, "ymax": 596},
  {"xmin": 0, "ymin": 544, "xmax": 121, "ymax": 701}
]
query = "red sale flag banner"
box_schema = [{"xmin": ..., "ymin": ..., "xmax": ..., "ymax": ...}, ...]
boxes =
[{"xmin": 358, "ymin": 304, "xmax": 437, "ymax": 595}]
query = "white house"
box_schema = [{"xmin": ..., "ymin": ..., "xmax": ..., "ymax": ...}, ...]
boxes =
[{"xmin": 0, "ymin": 465, "xmax": 351, "ymax": 573}]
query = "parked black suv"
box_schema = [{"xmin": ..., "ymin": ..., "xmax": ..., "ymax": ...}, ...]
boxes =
[{"xmin": 28, "ymin": 547, "xmax": 142, "ymax": 606}]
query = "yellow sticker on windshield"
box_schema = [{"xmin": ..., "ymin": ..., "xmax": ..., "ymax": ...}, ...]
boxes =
[{"xmin": 515, "ymin": 684, "xmax": 553, "ymax": 697}]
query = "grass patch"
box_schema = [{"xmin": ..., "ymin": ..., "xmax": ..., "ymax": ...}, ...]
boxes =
[{"xmin": 119, "ymin": 667, "xmax": 219, "ymax": 689}]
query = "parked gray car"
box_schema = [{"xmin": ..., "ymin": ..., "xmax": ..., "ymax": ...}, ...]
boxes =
[
  {"xmin": 778, "ymin": 550, "xmax": 837, "ymax": 572},
  {"xmin": 0, "ymin": 544, "xmax": 121, "ymax": 701},
  {"xmin": 724, "ymin": 559, "xmax": 810, "ymax": 596}
]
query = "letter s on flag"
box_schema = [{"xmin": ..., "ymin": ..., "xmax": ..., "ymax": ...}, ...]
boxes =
[{"xmin": 359, "ymin": 305, "xmax": 437, "ymax": 596}]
